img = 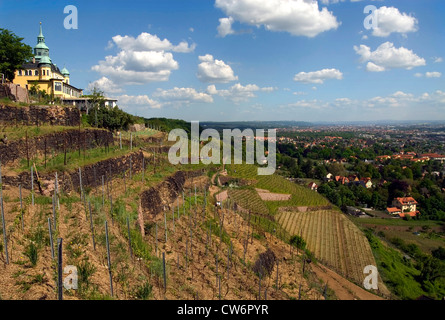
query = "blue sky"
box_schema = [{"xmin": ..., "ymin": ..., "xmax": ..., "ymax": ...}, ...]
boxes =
[{"xmin": 1, "ymin": 0, "xmax": 444, "ymax": 122}]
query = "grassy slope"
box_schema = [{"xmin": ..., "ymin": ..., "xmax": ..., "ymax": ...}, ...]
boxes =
[
  {"xmin": 1, "ymin": 125, "xmax": 83, "ymax": 141},
  {"xmin": 364, "ymin": 230, "xmax": 426, "ymax": 300}
]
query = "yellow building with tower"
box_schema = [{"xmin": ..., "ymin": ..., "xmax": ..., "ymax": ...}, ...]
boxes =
[{"xmin": 13, "ymin": 22, "xmax": 83, "ymax": 99}]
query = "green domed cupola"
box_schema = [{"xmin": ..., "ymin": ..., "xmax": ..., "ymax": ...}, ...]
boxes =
[
  {"xmin": 34, "ymin": 22, "xmax": 50, "ymax": 63},
  {"xmin": 61, "ymin": 67, "xmax": 70, "ymax": 77},
  {"xmin": 38, "ymin": 55, "xmax": 52, "ymax": 66}
]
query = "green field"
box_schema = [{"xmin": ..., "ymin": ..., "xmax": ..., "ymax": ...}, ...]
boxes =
[{"xmin": 352, "ymin": 217, "xmax": 445, "ymax": 254}]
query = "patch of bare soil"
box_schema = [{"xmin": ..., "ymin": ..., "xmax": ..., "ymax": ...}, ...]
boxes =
[
  {"xmin": 255, "ymin": 188, "xmax": 291, "ymax": 201},
  {"xmin": 215, "ymin": 190, "xmax": 228, "ymax": 202}
]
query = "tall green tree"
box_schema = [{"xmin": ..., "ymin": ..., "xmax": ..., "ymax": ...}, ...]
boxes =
[
  {"xmin": 84, "ymin": 85, "xmax": 106, "ymax": 117},
  {"xmin": 0, "ymin": 29, "xmax": 33, "ymax": 81}
]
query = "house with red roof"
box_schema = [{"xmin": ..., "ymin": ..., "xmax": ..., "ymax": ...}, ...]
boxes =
[
  {"xmin": 308, "ymin": 182, "xmax": 318, "ymax": 191},
  {"xmin": 335, "ymin": 176, "xmax": 349, "ymax": 185},
  {"xmin": 361, "ymin": 177, "xmax": 373, "ymax": 189},
  {"xmin": 386, "ymin": 197, "xmax": 420, "ymax": 218}
]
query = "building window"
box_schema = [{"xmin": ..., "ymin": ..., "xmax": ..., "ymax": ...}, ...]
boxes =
[
  {"xmin": 42, "ymin": 70, "xmax": 45, "ymax": 76},
  {"xmin": 18, "ymin": 70, "xmax": 22, "ymax": 76},
  {"xmin": 35, "ymin": 70, "xmax": 39, "ymax": 76},
  {"xmin": 54, "ymin": 82, "xmax": 62, "ymax": 92}
]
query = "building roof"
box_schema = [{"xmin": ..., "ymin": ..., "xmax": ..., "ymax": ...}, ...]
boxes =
[
  {"xmin": 308, "ymin": 182, "xmax": 317, "ymax": 188},
  {"xmin": 395, "ymin": 197, "xmax": 418, "ymax": 205},
  {"xmin": 38, "ymin": 22, "xmax": 44, "ymax": 38},
  {"xmin": 399, "ymin": 211, "xmax": 420, "ymax": 218},
  {"xmin": 61, "ymin": 67, "xmax": 70, "ymax": 76},
  {"xmin": 420, "ymin": 153, "xmax": 445, "ymax": 159},
  {"xmin": 38, "ymin": 56, "xmax": 52, "ymax": 65},
  {"xmin": 387, "ymin": 207, "xmax": 401, "ymax": 213},
  {"xmin": 21, "ymin": 61, "xmax": 63, "ymax": 75},
  {"xmin": 35, "ymin": 42, "xmax": 49, "ymax": 50}
]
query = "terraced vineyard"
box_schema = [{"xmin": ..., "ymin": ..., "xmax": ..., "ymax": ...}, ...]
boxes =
[
  {"xmin": 226, "ymin": 164, "xmax": 329, "ymax": 213},
  {"xmin": 228, "ymin": 188, "xmax": 269, "ymax": 215},
  {"xmin": 277, "ymin": 209, "xmax": 377, "ymax": 286}
]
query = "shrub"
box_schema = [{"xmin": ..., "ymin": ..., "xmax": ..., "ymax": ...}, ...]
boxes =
[
  {"xmin": 133, "ymin": 281, "xmax": 153, "ymax": 300},
  {"xmin": 78, "ymin": 259, "xmax": 96, "ymax": 292},
  {"xmin": 432, "ymin": 247, "xmax": 445, "ymax": 261},
  {"xmin": 24, "ymin": 242, "xmax": 38, "ymax": 266},
  {"xmin": 290, "ymin": 235, "xmax": 306, "ymax": 250},
  {"xmin": 149, "ymin": 257, "xmax": 165, "ymax": 281},
  {"xmin": 252, "ymin": 249, "xmax": 276, "ymax": 278}
]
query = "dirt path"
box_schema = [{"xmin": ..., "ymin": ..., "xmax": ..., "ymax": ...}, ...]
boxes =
[
  {"xmin": 209, "ymin": 171, "xmax": 220, "ymax": 198},
  {"xmin": 311, "ymin": 263, "xmax": 384, "ymax": 300}
]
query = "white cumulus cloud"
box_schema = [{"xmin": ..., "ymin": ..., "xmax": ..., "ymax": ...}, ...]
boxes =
[
  {"xmin": 92, "ymin": 50, "xmax": 178, "ymax": 85},
  {"xmin": 112, "ymin": 32, "xmax": 196, "ymax": 53},
  {"xmin": 197, "ymin": 54, "xmax": 238, "ymax": 83},
  {"xmin": 215, "ymin": 0, "xmax": 340, "ymax": 38},
  {"xmin": 207, "ymin": 83, "xmax": 275, "ymax": 103},
  {"xmin": 426, "ymin": 72, "xmax": 442, "ymax": 78},
  {"xmin": 293, "ymin": 68, "xmax": 343, "ymax": 84},
  {"xmin": 354, "ymin": 42, "xmax": 426, "ymax": 72},
  {"xmin": 92, "ymin": 32, "xmax": 195, "ymax": 85},
  {"xmin": 153, "ymin": 87, "xmax": 214, "ymax": 106},
  {"xmin": 371, "ymin": 6, "xmax": 418, "ymax": 37},
  {"xmin": 116, "ymin": 94, "xmax": 162, "ymax": 109},
  {"xmin": 87, "ymin": 77, "xmax": 123, "ymax": 94},
  {"xmin": 217, "ymin": 17, "xmax": 235, "ymax": 37}
]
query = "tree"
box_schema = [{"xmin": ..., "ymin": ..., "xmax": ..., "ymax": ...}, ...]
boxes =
[
  {"xmin": 84, "ymin": 85, "xmax": 106, "ymax": 117},
  {"xmin": 301, "ymin": 159, "xmax": 314, "ymax": 178},
  {"xmin": 418, "ymin": 255, "xmax": 445, "ymax": 283},
  {"xmin": 327, "ymin": 162, "xmax": 347, "ymax": 177},
  {"xmin": 0, "ymin": 29, "xmax": 33, "ymax": 81},
  {"xmin": 432, "ymin": 247, "xmax": 445, "ymax": 261},
  {"xmin": 290, "ymin": 235, "xmax": 306, "ymax": 250},
  {"xmin": 314, "ymin": 165, "xmax": 328, "ymax": 179},
  {"xmin": 29, "ymin": 81, "xmax": 40, "ymax": 96}
]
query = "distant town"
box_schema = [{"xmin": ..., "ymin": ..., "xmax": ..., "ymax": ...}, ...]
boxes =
[{"xmin": 274, "ymin": 122, "xmax": 445, "ymax": 221}]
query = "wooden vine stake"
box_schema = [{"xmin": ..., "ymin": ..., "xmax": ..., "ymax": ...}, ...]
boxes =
[
  {"xmin": 57, "ymin": 238, "xmax": 63, "ymax": 300},
  {"xmin": 31, "ymin": 165, "xmax": 34, "ymax": 206},
  {"xmin": 101, "ymin": 175, "xmax": 105, "ymax": 207},
  {"xmin": 0, "ymin": 162, "xmax": 9, "ymax": 264},
  {"xmin": 88, "ymin": 201, "xmax": 96, "ymax": 250},
  {"xmin": 162, "ymin": 252, "xmax": 167, "ymax": 295},
  {"xmin": 155, "ymin": 223, "xmax": 158, "ymax": 257},
  {"xmin": 48, "ymin": 217, "xmax": 55, "ymax": 260},
  {"xmin": 164, "ymin": 207, "xmax": 167, "ymax": 243},
  {"xmin": 19, "ymin": 184, "xmax": 24, "ymax": 231},
  {"xmin": 142, "ymin": 155, "xmax": 145, "ymax": 182},
  {"xmin": 105, "ymin": 221, "xmax": 113, "ymax": 297},
  {"xmin": 172, "ymin": 206, "xmax": 175, "ymax": 233}
]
